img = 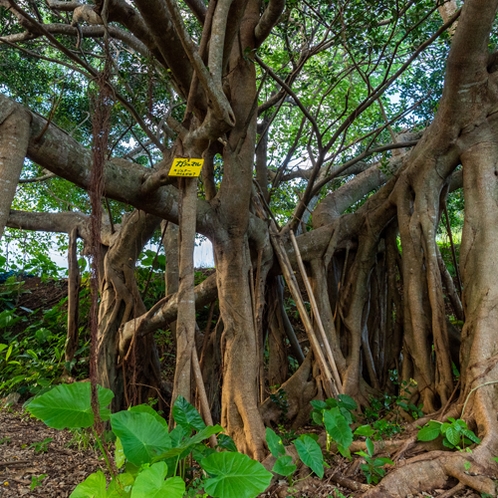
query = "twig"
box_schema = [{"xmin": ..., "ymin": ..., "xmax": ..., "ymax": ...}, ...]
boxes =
[{"xmin": 0, "ymin": 460, "xmax": 31, "ymax": 468}]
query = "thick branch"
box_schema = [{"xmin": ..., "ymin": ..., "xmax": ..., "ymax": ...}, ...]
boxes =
[
  {"xmin": 1, "ymin": 24, "xmax": 150, "ymax": 57},
  {"xmin": 254, "ymin": 0, "xmax": 285, "ymax": 47},
  {"xmin": 133, "ymin": 0, "xmax": 193, "ymax": 98},
  {"xmin": 119, "ymin": 272, "xmax": 218, "ymax": 354}
]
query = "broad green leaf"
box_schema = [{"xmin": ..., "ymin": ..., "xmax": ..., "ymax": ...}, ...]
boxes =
[
  {"xmin": 311, "ymin": 411, "xmax": 324, "ymax": 425},
  {"xmin": 70, "ymin": 470, "xmax": 107, "ymax": 497},
  {"xmin": 110, "ymin": 411, "xmax": 171, "ymax": 466},
  {"xmin": 172, "ymin": 395, "xmax": 206, "ymax": 432},
  {"xmin": 169, "ymin": 425, "xmax": 188, "ymax": 448},
  {"xmin": 337, "ymin": 394, "xmax": 357, "ymax": 412},
  {"xmin": 445, "ymin": 426, "xmax": 460, "ymax": 447},
  {"xmin": 130, "ymin": 462, "xmax": 184, "ymax": 498},
  {"xmin": 310, "ymin": 400, "xmax": 327, "ymax": 411},
  {"xmin": 154, "ymin": 424, "xmax": 223, "ymax": 461},
  {"xmin": 272, "ymin": 455, "xmax": 296, "ymax": 477},
  {"xmin": 354, "ymin": 425, "xmax": 375, "ymax": 437},
  {"xmin": 293, "ymin": 435, "xmax": 324, "ymax": 478},
  {"xmin": 325, "ymin": 398, "xmax": 339, "ymax": 409},
  {"xmin": 192, "ymin": 442, "xmax": 216, "ymax": 462},
  {"xmin": 27, "ymin": 382, "xmax": 114, "ymax": 429},
  {"xmin": 324, "ymin": 407, "xmax": 353, "ymax": 450},
  {"xmin": 451, "ymin": 418, "xmax": 466, "ymax": 430},
  {"xmin": 265, "ymin": 427, "xmax": 285, "ymax": 457},
  {"xmin": 461, "ymin": 428, "xmax": 481, "ymax": 444},
  {"xmin": 201, "ymin": 451, "xmax": 272, "ymax": 498},
  {"xmin": 441, "ymin": 422, "xmax": 452, "ymax": 434},
  {"xmin": 107, "ymin": 473, "xmax": 134, "ymax": 498},
  {"xmin": 217, "ymin": 433, "xmax": 238, "ymax": 452},
  {"xmin": 128, "ymin": 405, "xmax": 168, "ymax": 430},
  {"xmin": 443, "ymin": 438, "xmax": 455, "ymax": 449},
  {"xmin": 417, "ymin": 421, "xmax": 441, "ymax": 442}
]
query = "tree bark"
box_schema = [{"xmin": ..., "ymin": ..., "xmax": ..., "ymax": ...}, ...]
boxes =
[{"xmin": 0, "ymin": 103, "xmax": 31, "ymax": 240}]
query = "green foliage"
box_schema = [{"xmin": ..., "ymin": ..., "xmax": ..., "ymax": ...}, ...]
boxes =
[
  {"xmin": 362, "ymin": 377, "xmax": 422, "ymax": 440},
  {"xmin": 265, "ymin": 394, "xmax": 399, "ymax": 486},
  {"xmin": 130, "ymin": 463, "xmax": 184, "ymax": 498},
  {"xmin": 311, "ymin": 395, "xmax": 356, "ymax": 457},
  {"xmin": 30, "ymin": 474, "xmax": 47, "ymax": 491},
  {"xmin": 30, "ymin": 437, "xmax": 53, "ymax": 454},
  {"xmin": 266, "ymin": 428, "xmax": 297, "ymax": 478},
  {"xmin": 293, "ymin": 434, "xmax": 325, "ymax": 478},
  {"xmin": 26, "ymin": 384, "xmax": 272, "ymax": 498},
  {"xmin": 0, "ymin": 273, "xmax": 91, "ymax": 397},
  {"xmin": 355, "ymin": 438, "xmax": 393, "ymax": 484},
  {"xmin": 417, "ymin": 418, "xmax": 481, "ymax": 450},
  {"xmin": 26, "ymin": 382, "xmax": 113, "ymax": 429},
  {"xmin": 272, "ymin": 455, "xmax": 297, "ymax": 477},
  {"xmin": 110, "ymin": 411, "xmax": 172, "ymax": 466},
  {"xmin": 201, "ymin": 452, "xmax": 272, "ymax": 498},
  {"xmin": 266, "ymin": 427, "xmax": 286, "ymax": 458}
]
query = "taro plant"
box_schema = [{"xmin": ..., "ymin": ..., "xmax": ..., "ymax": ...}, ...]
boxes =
[
  {"xmin": 354, "ymin": 438, "xmax": 394, "ymax": 484},
  {"xmin": 417, "ymin": 417, "xmax": 481, "ymax": 451},
  {"xmin": 310, "ymin": 394, "xmax": 356, "ymax": 458},
  {"xmin": 26, "ymin": 382, "xmax": 272, "ymax": 498},
  {"xmin": 266, "ymin": 395, "xmax": 395, "ymax": 487},
  {"xmin": 266, "ymin": 427, "xmax": 324, "ymax": 479}
]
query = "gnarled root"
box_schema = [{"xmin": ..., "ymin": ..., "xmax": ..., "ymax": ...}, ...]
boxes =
[{"xmin": 361, "ymin": 442, "xmax": 498, "ymax": 497}]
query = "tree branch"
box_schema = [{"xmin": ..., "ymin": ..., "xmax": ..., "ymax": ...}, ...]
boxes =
[{"xmin": 254, "ymin": 0, "xmax": 285, "ymax": 47}]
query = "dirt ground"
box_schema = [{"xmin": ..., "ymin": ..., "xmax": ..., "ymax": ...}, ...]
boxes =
[{"xmin": 0, "ymin": 403, "xmax": 104, "ymax": 497}]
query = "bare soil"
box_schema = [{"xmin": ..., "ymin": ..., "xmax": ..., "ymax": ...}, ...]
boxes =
[{"xmin": 0, "ymin": 403, "xmax": 104, "ymax": 497}]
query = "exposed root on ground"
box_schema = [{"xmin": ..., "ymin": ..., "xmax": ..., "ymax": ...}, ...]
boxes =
[{"xmin": 360, "ymin": 441, "xmax": 498, "ymax": 497}]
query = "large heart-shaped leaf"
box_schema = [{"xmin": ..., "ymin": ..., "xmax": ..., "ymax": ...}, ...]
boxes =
[
  {"xmin": 201, "ymin": 452, "xmax": 272, "ymax": 498},
  {"xmin": 324, "ymin": 407, "xmax": 353, "ymax": 450},
  {"xmin": 70, "ymin": 470, "xmax": 107, "ymax": 497},
  {"xmin": 27, "ymin": 382, "xmax": 113, "ymax": 429},
  {"xmin": 110, "ymin": 411, "xmax": 171, "ymax": 466},
  {"xmin": 293, "ymin": 435, "xmax": 324, "ymax": 478},
  {"xmin": 130, "ymin": 462, "xmax": 184, "ymax": 498},
  {"xmin": 128, "ymin": 405, "xmax": 168, "ymax": 429},
  {"xmin": 172, "ymin": 395, "xmax": 206, "ymax": 432}
]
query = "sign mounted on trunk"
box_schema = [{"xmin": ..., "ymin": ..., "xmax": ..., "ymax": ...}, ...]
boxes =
[{"xmin": 169, "ymin": 158, "xmax": 204, "ymax": 177}]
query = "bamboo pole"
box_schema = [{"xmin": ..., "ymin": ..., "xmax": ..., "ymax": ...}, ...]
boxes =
[
  {"xmin": 270, "ymin": 222, "xmax": 338, "ymax": 398},
  {"xmin": 289, "ymin": 230, "xmax": 343, "ymax": 392}
]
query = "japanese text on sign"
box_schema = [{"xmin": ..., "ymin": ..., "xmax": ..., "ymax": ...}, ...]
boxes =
[{"xmin": 169, "ymin": 157, "xmax": 204, "ymax": 177}]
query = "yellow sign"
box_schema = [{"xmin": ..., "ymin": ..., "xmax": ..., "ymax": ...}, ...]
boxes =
[{"xmin": 169, "ymin": 157, "xmax": 204, "ymax": 177}]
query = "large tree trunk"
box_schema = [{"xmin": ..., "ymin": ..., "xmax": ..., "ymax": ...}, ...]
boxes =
[
  {"xmin": 96, "ymin": 210, "xmax": 162, "ymax": 409},
  {"xmin": 215, "ymin": 234, "xmax": 266, "ymax": 459},
  {"xmin": 0, "ymin": 101, "xmax": 31, "ymax": 239}
]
